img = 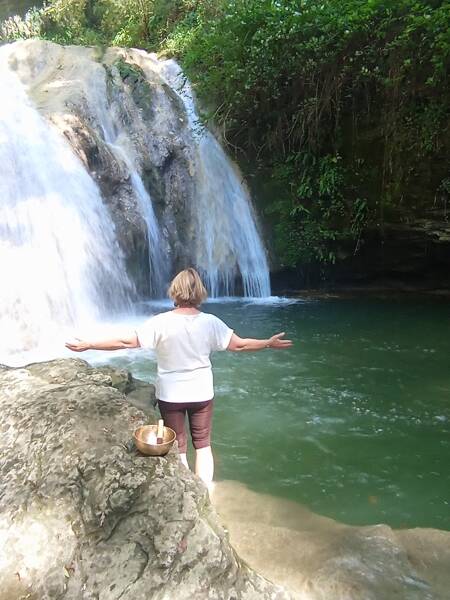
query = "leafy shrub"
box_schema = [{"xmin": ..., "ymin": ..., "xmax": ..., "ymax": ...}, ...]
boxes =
[
  {"xmin": 173, "ymin": 0, "xmax": 450, "ymax": 267},
  {"xmin": 1, "ymin": 7, "xmax": 44, "ymax": 41}
]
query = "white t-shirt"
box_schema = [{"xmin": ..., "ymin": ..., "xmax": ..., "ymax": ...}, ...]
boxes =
[{"xmin": 136, "ymin": 311, "xmax": 233, "ymax": 403}]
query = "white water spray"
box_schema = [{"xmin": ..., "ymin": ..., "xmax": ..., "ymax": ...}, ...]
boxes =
[{"xmin": 0, "ymin": 48, "xmax": 134, "ymax": 364}]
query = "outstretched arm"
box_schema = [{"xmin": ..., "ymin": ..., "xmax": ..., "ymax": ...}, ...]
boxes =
[
  {"xmin": 65, "ymin": 333, "xmax": 140, "ymax": 352},
  {"xmin": 227, "ymin": 332, "xmax": 292, "ymax": 352}
]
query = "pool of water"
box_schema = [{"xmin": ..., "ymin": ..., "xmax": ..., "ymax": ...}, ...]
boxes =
[{"xmin": 98, "ymin": 296, "xmax": 450, "ymax": 530}]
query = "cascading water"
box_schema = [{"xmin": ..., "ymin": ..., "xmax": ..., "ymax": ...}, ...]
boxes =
[
  {"xmin": 1, "ymin": 40, "xmax": 273, "ymax": 364},
  {"xmin": 84, "ymin": 70, "xmax": 168, "ymax": 297},
  {"xmin": 0, "ymin": 47, "xmax": 135, "ymax": 364},
  {"xmin": 156, "ymin": 59, "xmax": 271, "ymax": 298}
]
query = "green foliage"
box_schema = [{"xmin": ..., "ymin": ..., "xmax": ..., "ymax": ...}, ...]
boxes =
[
  {"xmin": 269, "ymin": 153, "xmax": 369, "ymax": 266},
  {"xmin": 36, "ymin": 0, "xmax": 97, "ymax": 45},
  {"xmin": 1, "ymin": 7, "xmax": 44, "ymax": 41},
  {"xmin": 113, "ymin": 58, "xmax": 143, "ymax": 81},
  {"xmin": 171, "ymin": 0, "xmax": 450, "ymax": 267},
  {"xmin": 2, "ymin": 0, "xmax": 449, "ymax": 269}
]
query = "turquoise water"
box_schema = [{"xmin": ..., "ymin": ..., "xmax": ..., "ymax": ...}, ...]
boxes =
[{"xmin": 103, "ymin": 297, "xmax": 450, "ymax": 530}]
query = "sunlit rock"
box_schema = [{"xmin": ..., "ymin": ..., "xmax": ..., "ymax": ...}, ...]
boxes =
[
  {"xmin": 213, "ymin": 481, "xmax": 450, "ymax": 600},
  {"xmin": 0, "ymin": 359, "xmax": 289, "ymax": 600}
]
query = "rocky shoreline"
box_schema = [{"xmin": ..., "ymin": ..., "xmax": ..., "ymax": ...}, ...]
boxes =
[
  {"xmin": 270, "ymin": 278, "xmax": 450, "ymax": 300},
  {"xmin": 212, "ymin": 481, "xmax": 450, "ymax": 600}
]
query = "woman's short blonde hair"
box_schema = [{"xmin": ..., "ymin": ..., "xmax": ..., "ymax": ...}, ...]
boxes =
[{"xmin": 168, "ymin": 268, "xmax": 208, "ymax": 307}]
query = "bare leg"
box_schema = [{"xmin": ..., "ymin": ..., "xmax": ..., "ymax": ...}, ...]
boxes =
[
  {"xmin": 195, "ymin": 446, "xmax": 214, "ymax": 489},
  {"xmin": 179, "ymin": 452, "xmax": 189, "ymax": 469}
]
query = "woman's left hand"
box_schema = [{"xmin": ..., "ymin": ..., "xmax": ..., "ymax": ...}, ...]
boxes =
[{"xmin": 267, "ymin": 332, "xmax": 293, "ymax": 349}]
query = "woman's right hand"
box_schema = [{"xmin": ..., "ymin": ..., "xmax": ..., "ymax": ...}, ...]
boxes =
[
  {"xmin": 65, "ymin": 338, "xmax": 90, "ymax": 352},
  {"xmin": 65, "ymin": 334, "xmax": 139, "ymax": 352}
]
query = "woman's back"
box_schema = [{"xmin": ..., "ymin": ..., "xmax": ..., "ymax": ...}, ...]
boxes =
[
  {"xmin": 65, "ymin": 267, "xmax": 291, "ymax": 488},
  {"xmin": 136, "ymin": 310, "xmax": 233, "ymax": 402}
]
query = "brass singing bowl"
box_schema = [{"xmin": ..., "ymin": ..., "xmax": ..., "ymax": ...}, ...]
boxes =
[{"xmin": 134, "ymin": 425, "xmax": 176, "ymax": 456}]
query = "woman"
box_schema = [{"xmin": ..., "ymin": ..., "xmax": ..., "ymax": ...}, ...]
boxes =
[{"xmin": 66, "ymin": 268, "xmax": 292, "ymax": 489}]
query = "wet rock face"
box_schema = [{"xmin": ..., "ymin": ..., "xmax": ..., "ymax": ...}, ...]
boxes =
[
  {"xmin": 302, "ymin": 524, "xmax": 434, "ymax": 600},
  {"xmin": 272, "ymin": 215, "xmax": 450, "ymax": 293},
  {"xmin": 0, "ymin": 359, "xmax": 289, "ymax": 600}
]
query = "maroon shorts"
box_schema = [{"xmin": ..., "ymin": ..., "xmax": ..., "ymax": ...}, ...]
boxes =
[{"xmin": 158, "ymin": 399, "xmax": 213, "ymax": 454}]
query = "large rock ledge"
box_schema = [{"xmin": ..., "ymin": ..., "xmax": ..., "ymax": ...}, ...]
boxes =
[
  {"xmin": 0, "ymin": 359, "xmax": 289, "ymax": 600},
  {"xmin": 213, "ymin": 482, "xmax": 450, "ymax": 600}
]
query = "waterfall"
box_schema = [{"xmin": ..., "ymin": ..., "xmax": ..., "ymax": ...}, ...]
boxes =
[
  {"xmin": 0, "ymin": 48, "xmax": 134, "ymax": 364},
  {"xmin": 156, "ymin": 59, "xmax": 271, "ymax": 298},
  {"xmin": 1, "ymin": 40, "xmax": 273, "ymax": 364},
  {"xmin": 84, "ymin": 72, "xmax": 168, "ymax": 297}
]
